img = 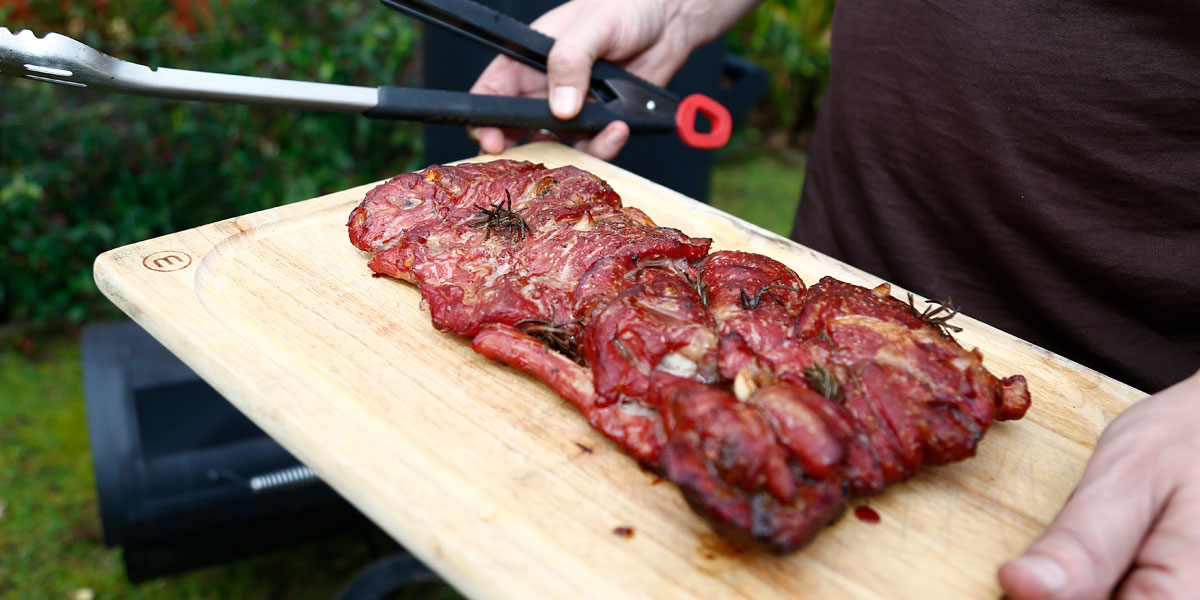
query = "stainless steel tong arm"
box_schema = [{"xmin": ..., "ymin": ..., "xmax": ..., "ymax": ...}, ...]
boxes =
[
  {"xmin": 0, "ymin": 26, "xmax": 681, "ymax": 135},
  {"xmin": 0, "ymin": 27, "xmax": 377, "ymax": 113}
]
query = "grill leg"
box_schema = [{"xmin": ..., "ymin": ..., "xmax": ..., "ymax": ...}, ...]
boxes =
[{"xmin": 337, "ymin": 553, "xmax": 442, "ymax": 600}]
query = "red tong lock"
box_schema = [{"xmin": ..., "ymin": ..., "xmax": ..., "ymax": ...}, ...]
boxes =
[{"xmin": 676, "ymin": 94, "xmax": 733, "ymax": 150}]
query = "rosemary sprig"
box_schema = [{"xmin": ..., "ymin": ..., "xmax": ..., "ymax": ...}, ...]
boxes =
[
  {"xmin": 516, "ymin": 316, "xmax": 584, "ymax": 364},
  {"xmin": 739, "ymin": 277, "xmax": 800, "ymax": 310},
  {"xmin": 906, "ymin": 293, "xmax": 963, "ymax": 336},
  {"xmin": 683, "ymin": 272, "xmax": 710, "ymax": 308},
  {"xmin": 470, "ymin": 190, "xmax": 531, "ymax": 242},
  {"xmin": 803, "ymin": 364, "xmax": 843, "ymax": 402}
]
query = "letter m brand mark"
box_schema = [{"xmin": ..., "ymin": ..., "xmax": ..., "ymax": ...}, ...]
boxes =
[
  {"xmin": 143, "ymin": 250, "xmax": 193, "ymax": 272},
  {"xmin": 154, "ymin": 255, "xmax": 183, "ymax": 268}
]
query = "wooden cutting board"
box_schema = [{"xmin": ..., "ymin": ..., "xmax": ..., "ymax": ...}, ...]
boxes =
[{"xmin": 94, "ymin": 142, "xmax": 1142, "ymax": 599}]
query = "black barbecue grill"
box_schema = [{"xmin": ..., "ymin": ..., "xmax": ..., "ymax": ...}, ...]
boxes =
[{"xmin": 81, "ymin": 320, "xmax": 375, "ymax": 582}]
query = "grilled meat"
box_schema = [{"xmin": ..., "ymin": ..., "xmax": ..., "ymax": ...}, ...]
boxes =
[{"xmin": 348, "ymin": 159, "xmax": 1031, "ymax": 551}]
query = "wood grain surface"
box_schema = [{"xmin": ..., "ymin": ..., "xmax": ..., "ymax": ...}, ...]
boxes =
[{"xmin": 93, "ymin": 142, "xmax": 1144, "ymax": 599}]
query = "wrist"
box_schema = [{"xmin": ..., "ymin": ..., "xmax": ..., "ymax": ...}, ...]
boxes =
[{"xmin": 671, "ymin": 0, "xmax": 762, "ymax": 51}]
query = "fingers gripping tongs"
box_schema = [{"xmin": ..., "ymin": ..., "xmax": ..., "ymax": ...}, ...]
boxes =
[{"xmin": 0, "ymin": 0, "xmax": 732, "ymax": 149}]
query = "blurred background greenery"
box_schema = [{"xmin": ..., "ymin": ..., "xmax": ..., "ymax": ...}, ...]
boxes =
[{"xmin": 0, "ymin": 0, "xmax": 832, "ymax": 597}]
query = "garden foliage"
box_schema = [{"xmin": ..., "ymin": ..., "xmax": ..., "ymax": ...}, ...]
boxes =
[
  {"xmin": 729, "ymin": 0, "xmax": 835, "ymax": 145},
  {"xmin": 0, "ymin": 0, "xmax": 834, "ymax": 330},
  {"xmin": 0, "ymin": 1, "xmax": 423, "ymax": 325}
]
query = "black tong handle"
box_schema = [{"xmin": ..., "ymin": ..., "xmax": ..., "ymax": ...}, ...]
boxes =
[
  {"xmin": 379, "ymin": 0, "xmax": 672, "ymax": 103},
  {"xmin": 379, "ymin": 0, "xmax": 553, "ymax": 71},
  {"xmin": 375, "ymin": 0, "xmax": 732, "ymax": 148},
  {"xmin": 363, "ymin": 87, "xmax": 673, "ymax": 132}
]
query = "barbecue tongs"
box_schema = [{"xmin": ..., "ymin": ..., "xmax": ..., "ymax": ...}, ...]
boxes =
[{"xmin": 0, "ymin": 0, "xmax": 732, "ymax": 149}]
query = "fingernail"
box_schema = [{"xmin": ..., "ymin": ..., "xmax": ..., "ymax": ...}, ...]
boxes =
[
  {"xmin": 550, "ymin": 86, "xmax": 578, "ymax": 118},
  {"xmin": 466, "ymin": 126, "xmax": 482, "ymax": 143},
  {"xmin": 1010, "ymin": 556, "xmax": 1068, "ymax": 594}
]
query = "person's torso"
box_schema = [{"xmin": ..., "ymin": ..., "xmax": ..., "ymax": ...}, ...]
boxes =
[{"xmin": 793, "ymin": 0, "xmax": 1200, "ymax": 391}]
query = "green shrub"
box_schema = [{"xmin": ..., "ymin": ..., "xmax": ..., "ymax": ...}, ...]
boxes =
[
  {"xmin": 0, "ymin": 1, "xmax": 423, "ymax": 327},
  {"xmin": 0, "ymin": 0, "xmax": 836, "ymax": 329},
  {"xmin": 730, "ymin": 0, "xmax": 835, "ymax": 147}
]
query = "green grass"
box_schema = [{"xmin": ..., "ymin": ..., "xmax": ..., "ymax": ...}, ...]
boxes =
[
  {"xmin": 0, "ymin": 337, "xmax": 457, "ymax": 599},
  {"xmin": 0, "ymin": 151, "xmax": 802, "ymax": 599},
  {"xmin": 710, "ymin": 151, "xmax": 806, "ymax": 237}
]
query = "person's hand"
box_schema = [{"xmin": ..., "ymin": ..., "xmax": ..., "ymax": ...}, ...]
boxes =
[
  {"xmin": 469, "ymin": 0, "xmax": 758, "ymax": 160},
  {"xmin": 999, "ymin": 368, "xmax": 1200, "ymax": 598}
]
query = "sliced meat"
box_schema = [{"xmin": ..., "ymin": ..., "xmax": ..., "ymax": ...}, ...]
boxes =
[{"xmin": 347, "ymin": 160, "xmax": 1032, "ymax": 552}]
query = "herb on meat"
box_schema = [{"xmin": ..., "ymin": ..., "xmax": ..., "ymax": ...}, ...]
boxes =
[
  {"xmin": 471, "ymin": 190, "xmax": 530, "ymax": 241},
  {"xmin": 516, "ymin": 316, "xmax": 584, "ymax": 364},
  {"xmin": 611, "ymin": 337, "xmax": 637, "ymax": 364},
  {"xmin": 684, "ymin": 272, "xmax": 710, "ymax": 308},
  {"xmin": 739, "ymin": 277, "xmax": 800, "ymax": 310},
  {"xmin": 803, "ymin": 364, "xmax": 843, "ymax": 402},
  {"xmin": 906, "ymin": 293, "xmax": 963, "ymax": 336}
]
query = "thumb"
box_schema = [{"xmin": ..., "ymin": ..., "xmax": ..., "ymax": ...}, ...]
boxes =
[{"xmin": 998, "ymin": 440, "xmax": 1162, "ymax": 599}]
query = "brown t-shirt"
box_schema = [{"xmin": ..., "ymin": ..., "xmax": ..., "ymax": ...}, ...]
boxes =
[{"xmin": 792, "ymin": 1, "xmax": 1200, "ymax": 392}]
